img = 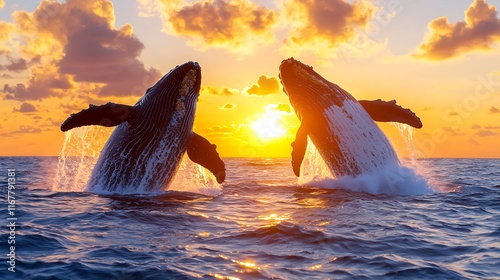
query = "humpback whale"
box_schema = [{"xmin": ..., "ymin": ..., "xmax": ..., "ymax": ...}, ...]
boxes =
[
  {"xmin": 61, "ymin": 61, "xmax": 225, "ymax": 193},
  {"xmin": 279, "ymin": 58, "xmax": 422, "ymax": 178}
]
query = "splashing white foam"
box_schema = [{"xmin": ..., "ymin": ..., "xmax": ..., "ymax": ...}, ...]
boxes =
[
  {"xmin": 299, "ymin": 133, "xmax": 435, "ymax": 196},
  {"xmin": 53, "ymin": 126, "xmax": 222, "ymax": 196},
  {"xmin": 52, "ymin": 127, "xmax": 109, "ymax": 192}
]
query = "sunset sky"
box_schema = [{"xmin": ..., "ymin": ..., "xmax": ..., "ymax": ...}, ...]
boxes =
[{"xmin": 1, "ymin": 0, "xmax": 499, "ymax": 158}]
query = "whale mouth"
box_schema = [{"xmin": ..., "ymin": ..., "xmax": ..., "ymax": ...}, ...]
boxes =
[
  {"xmin": 148, "ymin": 61, "xmax": 202, "ymax": 98},
  {"xmin": 279, "ymin": 58, "xmax": 338, "ymax": 118}
]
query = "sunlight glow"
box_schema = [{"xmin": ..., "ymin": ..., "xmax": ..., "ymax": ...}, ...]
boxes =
[
  {"xmin": 251, "ymin": 113, "xmax": 286, "ymax": 140},
  {"xmin": 250, "ymin": 105, "xmax": 291, "ymax": 140}
]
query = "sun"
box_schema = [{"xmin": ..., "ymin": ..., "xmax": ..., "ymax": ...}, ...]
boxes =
[{"xmin": 251, "ymin": 110, "xmax": 287, "ymax": 140}]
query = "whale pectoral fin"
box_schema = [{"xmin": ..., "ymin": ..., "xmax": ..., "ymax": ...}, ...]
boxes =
[
  {"xmin": 60, "ymin": 102, "xmax": 135, "ymax": 132},
  {"xmin": 291, "ymin": 122, "xmax": 308, "ymax": 177},
  {"xmin": 359, "ymin": 99, "xmax": 423, "ymax": 128},
  {"xmin": 187, "ymin": 133, "xmax": 226, "ymax": 184}
]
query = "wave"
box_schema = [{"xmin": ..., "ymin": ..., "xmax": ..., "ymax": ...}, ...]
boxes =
[{"xmin": 303, "ymin": 163, "xmax": 434, "ymax": 195}]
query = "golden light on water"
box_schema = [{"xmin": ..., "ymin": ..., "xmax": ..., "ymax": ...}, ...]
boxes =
[
  {"xmin": 210, "ymin": 273, "xmax": 241, "ymax": 280},
  {"xmin": 310, "ymin": 264, "xmax": 323, "ymax": 270},
  {"xmin": 197, "ymin": 232, "xmax": 210, "ymax": 237},
  {"xmin": 233, "ymin": 260, "xmax": 259, "ymax": 269},
  {"xmin": 258, "ymin": 213, "xmax": 290, "ymax": 225}
]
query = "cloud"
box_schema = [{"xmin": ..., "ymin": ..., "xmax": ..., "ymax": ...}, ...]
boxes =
[
  {"xmin": 422, "ymin": 107, "xmax": 433, "ymax": 111},
  {"xmin": 490, "ymin": 106, "xmax": 500, "ymax": 114},
  {"xmin": 203, "ymin": 124, "xmax": 241, "ymax": 137},
  {"xmin": 416, "ymin": 0, "xmax": 500, "ymax": 60},
  {"xmin": 447, "ymin": 111, "xmax": 459, "ymax": 116},
  {"xmin": 13, "ymin": 102, "xmax": 37, "ymax": 113},
  {"xmin": 14, "ymin": 126, "xmax": 43, "ymax": 134},
  {"xmin": 4, "ymin": 58, "xmax": 28, "ymax": 71},
  {"xmin": 469, "ymin": 138, "xmax": 481, "ymax": 146},
  {"xmin": 155, "ymin": 0, "xmax": 277, "ymax": 52},
  {"xmin": 0, "ymin": 56, "xmax": 40, "ymax": 72},
  {"xmin": 245, "ymin": 75, "xmax": 281, "ymax": 96},
  {"xmin": 476, "ymin": 129, "xmax": 497, "ymax": 137},
  {"xmin": 283, "ymin": 0, "xmax": 374, "ymax": 49},
  {"xmin": 220, "ymin": 103, "xmax": 236, "ymax": 110},
  {"xmin": 268, "ymin": 103, "xmax": 293, "ymax": 115},
  {"xmin": 442, "ymin": 127, "xmax": 466, "ymax": 136},
  {"xmin": 0, "ymin": 0, "xmax": 4, "ymax": 9},
  {"xmin": 1, "ymin": 0, "xmax": 160, "ymax": 100},
  {"xmin": 471, "ymin": 124, "xmax": 482, "ymax": 129},
  {"xmin": 485, "ymin": 125, "xmax": 500, "ymax": 129},
  {"xmin": 0, "ymin": 22, "xmax": 13, "ymax": 47},
  {"xmin": 202, "ymin": 86, "xmax": 239, "ymax": 96}
]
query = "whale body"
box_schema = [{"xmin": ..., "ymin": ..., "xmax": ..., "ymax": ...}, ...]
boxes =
[
  {"xmin": 279, "ymin": 58, "xmax": 422, "ymax": 178},
  {"xmin": 61, "ymin": 62, "xmax": 225, "ymax": 193}
]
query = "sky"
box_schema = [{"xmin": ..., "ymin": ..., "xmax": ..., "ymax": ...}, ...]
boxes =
[{"xmin": 0, "ymin": 0, "xmax": 499, "ymax": 158}]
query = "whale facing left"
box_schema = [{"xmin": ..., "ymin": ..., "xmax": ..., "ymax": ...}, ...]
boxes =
[{"xmin": 60, "ymin": 61, "xmax": 226, "ymax": 193}]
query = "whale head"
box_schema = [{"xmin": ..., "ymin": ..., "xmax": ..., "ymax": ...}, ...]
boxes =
[
  {"xmin": 137, "ymin": 61, "xmax": 202, "ymax": 125},
  {"xmin": 279, "ymin": 58, "xmax": 351, "ymax": 121}
]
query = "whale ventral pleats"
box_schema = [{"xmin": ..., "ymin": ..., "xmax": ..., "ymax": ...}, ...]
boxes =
[{"xmin": 59, "ymin": 61, "xmax": 225, "ymax": 193}]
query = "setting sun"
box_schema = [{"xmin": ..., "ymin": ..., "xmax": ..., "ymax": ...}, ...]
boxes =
[{"xmin": 251, "ymin": 112, "xmax": 287, "ymax": 140}]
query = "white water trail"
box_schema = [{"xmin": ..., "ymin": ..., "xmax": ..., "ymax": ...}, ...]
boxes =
[
  {"xmin": 299, "ymin": 124, "xmax": 435, "ymax": 195},
  {"xmin": 52, "ymin": 127, "xmax": 222, "ymax": 196}
]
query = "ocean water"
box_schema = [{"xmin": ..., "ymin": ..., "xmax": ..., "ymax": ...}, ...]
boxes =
[{"xmin": 0, "ymin": 156, "xmax": 499, "ymax": 279}]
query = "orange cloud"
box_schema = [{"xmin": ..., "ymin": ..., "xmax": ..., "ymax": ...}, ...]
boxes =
[
  {"xmin": 283, "ymin": 0, "xmax": 374, "ymax": 49},
  {"xmin": 416, "ymin": 0, "xmax": 500, "ymax": 60},
  {"xmin": 201, "ymin": 86, "xmax": 239, "ymax": 96},
  {"xmin": 0, "ymin": 0, "xmax": 4, "ymax": 9},
  {"xmin": 490, "ymin": 106, "xmax": 500, "ymax": 114},
  {"xmin": 151, "ymin": 0, "xmax": 277, "ymax": 52},
  {"xmin": 13, "ymin": 102, "xmax": 37, "ymax": 113},
  {"xmin": 476, "ymin": 129, "xmax": 497, "ymax": 137},
  {"xmin": 1, "ymin": 0, "xmax": 160, "ymax": 100},
  {"xmin": 244, "ymin": 75, "xmax": 281, "ymax": 96},
  {"xmin": 271, "ymin": 103, "xmax": 293, "ymax": 114},
  {"xmin": 219, "ymin": 103, "xmax": 236, "ymax": 110}
]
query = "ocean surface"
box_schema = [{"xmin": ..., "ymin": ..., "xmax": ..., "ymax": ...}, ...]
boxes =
[{"xmin": 0, "ymin": 156, "xmax": 499, "ymax": 279}]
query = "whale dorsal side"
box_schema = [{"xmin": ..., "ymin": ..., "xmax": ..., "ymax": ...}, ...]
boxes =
[{"xmin": 61, "ymin": 102, "xmax": 135, "ymax": 132}]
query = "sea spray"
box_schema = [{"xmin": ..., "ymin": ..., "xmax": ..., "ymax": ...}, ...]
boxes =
[
  {"xmin": 298, "ymin": 137, "xmax": 332, "ymax": 185},
  {"xmin": 52, "ymin": 126, "xmax": 110, "ymax": 192},
  {"xmin": 169, "ymin": 154, "xmax": 222, "ymax": 196},
  {"xmin": 299, "ymin": 136, "xmax": 434, "ymax": 195},
  {"xmin": 53, "ymin": 126, "xmax": 221, "ymax": 195}
]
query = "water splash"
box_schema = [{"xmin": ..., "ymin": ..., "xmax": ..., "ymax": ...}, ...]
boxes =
[
  {"xmin": 299, "ymin": 128, "xmax": 435, "ymax": 195},
  {"xmin": 52, "ymin": 127, "xmax": 110, "ymax": 192},
  {"xmin": 298, "ymin": 138, "xmax": 332, "ymax": 185},
  {"xmin": 52, "ymin": 126, "xmax": 221, "ymax": 196},
  {"xmin": 169, "ymin": 155, "xmax": 222, "ymax": 196},
  {"xmin": 391, "ymin": 123, "xmax": 417, "ymax": 163}
]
